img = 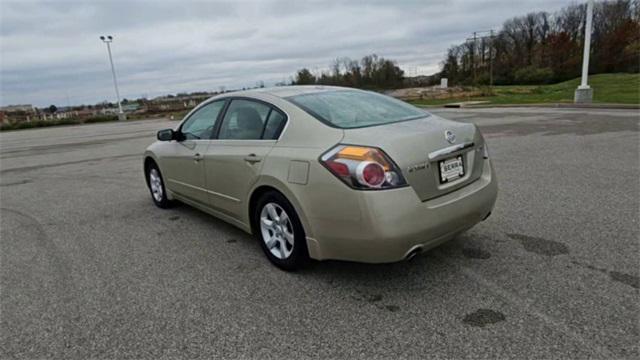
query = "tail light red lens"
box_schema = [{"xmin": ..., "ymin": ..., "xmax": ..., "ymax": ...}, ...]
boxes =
[
  {"xmin": 320, "ymin": 145, "xmax": 407, "ymax": 190},
  {"xmin": 358, "ymin": 161, "xmax": 385, "ymax": 188},
  {"xmin": 327, "ymin": 160, "xmax": 349, "ymax": 177}
]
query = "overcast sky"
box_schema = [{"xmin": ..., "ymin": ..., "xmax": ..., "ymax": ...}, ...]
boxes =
[{"xmin": 1, "ymin": 0, "xmax": 577, "ymax": 107}]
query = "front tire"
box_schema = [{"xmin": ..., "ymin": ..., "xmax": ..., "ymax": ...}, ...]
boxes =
[
  {"xmin": 254, "ymin": 191, "xmax": 309, "ymax": 271},
  {"xmin": 146, "ymin": 162, "xmax": 173, "ymax": 209}
]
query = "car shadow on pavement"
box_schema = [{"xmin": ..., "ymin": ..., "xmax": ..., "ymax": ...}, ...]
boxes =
[
  {"xmin": 300, "ymin": 238, "xmax": 470, "ymax": 289},
  {"xmin": 161, "ymin": 201, "xmax": 480, "ymax": 293}
]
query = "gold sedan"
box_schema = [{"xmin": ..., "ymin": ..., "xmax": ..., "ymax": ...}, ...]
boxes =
[{"xmin": 144, "ymin": 86, "xmax": 497, "ymax": 270}]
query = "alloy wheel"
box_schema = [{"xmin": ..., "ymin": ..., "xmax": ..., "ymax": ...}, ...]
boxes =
[
  {"xmin": 260, "ymin": 202, "xmax": 294, "ymax": 259},
  {"xmin": 149, "ymin": 168, "xmax": 164, "ymax": 202}
]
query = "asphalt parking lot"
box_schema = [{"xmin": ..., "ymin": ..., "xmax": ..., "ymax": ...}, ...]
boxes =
[{"xmin": 1, "ymin": 107, "xmax": 638, "ymax": 359}]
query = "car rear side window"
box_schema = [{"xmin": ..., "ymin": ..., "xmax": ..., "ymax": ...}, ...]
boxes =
[
  {"xmin": 218, "ymin": 99, "xmax": 271, "ymax": 140},
  {"xmin": 287, "ymin": 90, "xmax": 428, "ymax": 129},
  {"xmin": 262, "ymin": 110, "xmax": 286, "ymax": 140},
  {"xmin": 217, "ymin": 99, "xmax": 287, "ymax": 140}
]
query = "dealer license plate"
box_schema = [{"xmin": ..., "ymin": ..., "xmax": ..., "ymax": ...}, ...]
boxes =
[{"xmin": 438, "ymin": 155, "xmax": 464, "ymax": 183}]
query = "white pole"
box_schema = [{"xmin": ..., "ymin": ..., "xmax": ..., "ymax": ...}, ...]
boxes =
[
  {"xmin": 105, "ymin": 41, "xmax": 124, "ymax": 117},
  {"xmin": 579, "ymin": 0, "xmax": 594, "ymax": 89},
  {"xmin": 101, "ymin": 36, "xmax": 125, "ymax": 120},
  {"xmin": 575, "ymin": 0, "xmax": 594, "ymax": 103}
]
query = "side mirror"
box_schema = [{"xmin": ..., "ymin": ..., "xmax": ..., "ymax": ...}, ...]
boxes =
[{"xmin": 157, "ymin": 128, "xmax": 176, "ymax": 141}]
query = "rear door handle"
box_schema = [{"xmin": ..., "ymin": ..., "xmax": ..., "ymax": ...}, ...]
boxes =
[
  {"xmin": 193, "ymin": 153, "xmax": 203, "ymax": 162},
  {"xmin": 244, "ymin": 153, "xmax": 262, "ymax": 164}
]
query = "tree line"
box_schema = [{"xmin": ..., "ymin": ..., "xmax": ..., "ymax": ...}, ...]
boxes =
[
  {"xmin": 441, "ymin": 0, "xmax": 640, "ymax": 85},
  {"xmin": 288, "ymin": 1, "xmax": 638, "ymax": 89},
  {"xmin": 292, "ymin": 54, "xmax": 405, "ymax": 89}
]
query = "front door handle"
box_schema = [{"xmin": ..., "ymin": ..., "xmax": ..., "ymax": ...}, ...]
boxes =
[
  {"xmin": 193, "ymin": 153, "xmax": 203, "ymax": 162},
  {"xmin": 244, "ymin": 153, "xmax": 262, "ymax": 164}
]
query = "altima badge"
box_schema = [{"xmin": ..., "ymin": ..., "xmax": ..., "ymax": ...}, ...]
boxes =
[{"xmin": 445, "ymin": 130, "xmax": 456, "ymax": 144}]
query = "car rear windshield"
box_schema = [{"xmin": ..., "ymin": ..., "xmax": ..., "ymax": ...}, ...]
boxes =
[{"xmin": 287, "ymin": 90, "xmax": 429, "ymax": 129}]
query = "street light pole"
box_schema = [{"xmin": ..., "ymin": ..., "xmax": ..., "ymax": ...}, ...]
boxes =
[
  {"xmin": 100, "ymin": 35, "xmax": 126, "ymax": 120},
  {"xmin": 575, "ymin": 0, "xmax": 594, "ymax": 103}
]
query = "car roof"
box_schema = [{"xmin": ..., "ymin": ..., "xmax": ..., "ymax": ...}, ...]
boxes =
[{"xmin": 227, "ymin": 85, "xmax": 359, "ymax": 99}]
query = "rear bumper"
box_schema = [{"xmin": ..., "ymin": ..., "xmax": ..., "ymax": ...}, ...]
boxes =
[{"xmin": 306, "ymin": 159, "xmax": 497, "ymax": 263}]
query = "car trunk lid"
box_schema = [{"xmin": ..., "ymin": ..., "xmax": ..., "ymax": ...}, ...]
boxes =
[{"xmin": 340, "ymin": 115, "xmax": 485, "ymax": 201}]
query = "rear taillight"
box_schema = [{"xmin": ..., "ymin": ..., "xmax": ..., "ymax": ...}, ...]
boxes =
[{"xmin": 320, "ymin": 145, "xmax": 407, "ymax": 190}]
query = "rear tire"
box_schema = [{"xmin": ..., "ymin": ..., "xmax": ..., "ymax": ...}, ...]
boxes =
[
  {"xmin": 253, "ymin": 191, "xmax": 309, "ymax": 271},
  {"xmin": 146, "ymin": 162, "xmax": 173, "ymax": 209}
]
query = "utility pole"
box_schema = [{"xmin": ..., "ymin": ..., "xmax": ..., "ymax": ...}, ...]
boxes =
[
  {"xmin": 100, "ymin": 35, "xmax": 126, "ymax": 120},
  {"xmin": 489, "ymin": 30, "xmax": 494, "ymax": 91},
  {"xmin": 472, "ymin": 32, "xmax": 477, "ymax": 85},
  {"xmin": 575, "ymin": 0, "xmax": 594, "ymax": 103},
  {"xmin": 466, "ymin": 30, "xmax": 494, "ymax": 88}
]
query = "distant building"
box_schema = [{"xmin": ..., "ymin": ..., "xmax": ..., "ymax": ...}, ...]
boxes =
[
  {"xmin": 99, "ymin": 107, "xmax": 119, "ymax": 115},
  {"xmin": 0, "ymin": 104, "xmax": 36, "ymax": 124},
  {"xmin": 147, "ymin": 94, "xmax": 211, "ymax": 113},
  {"xmin": 73, "ymin": 109, "xmax": 98, "ymax": 118},
  {"xmin": 122, "ymin": 103, "xmax": 141, "ymax": 112},
  {"xmin": 0, "ymin": 104, "xmax": 35, "ymax": 113},
  {"xmin": 38, "ymin": 111, "xmax": 73, "ymax": 121}
]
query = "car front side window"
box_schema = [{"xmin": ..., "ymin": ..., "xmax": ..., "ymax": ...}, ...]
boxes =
[{"xmin": 180, "ymin": 100, "xmax": 225, "ymax": 140}]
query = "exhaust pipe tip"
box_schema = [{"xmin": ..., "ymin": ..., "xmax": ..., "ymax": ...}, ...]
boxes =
[{"xmin": 405, "ymin": 246, "xmax": 423, "ymax": 261}]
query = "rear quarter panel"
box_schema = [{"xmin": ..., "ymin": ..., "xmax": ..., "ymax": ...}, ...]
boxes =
[{"xmin": 244, "ymin": 94, "xmax": 351, "ymax": 239}]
